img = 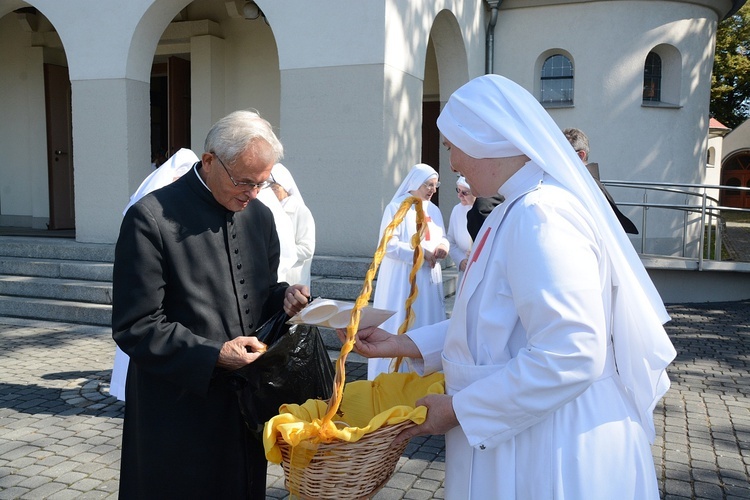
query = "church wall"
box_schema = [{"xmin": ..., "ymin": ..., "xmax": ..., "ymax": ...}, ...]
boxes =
[
  {"xmin": 723, "ymin": 120, "xmax": 750, "ymax": 157},
  {"xmin": 0, "ymin": 0, "xmax": 740, "ymax": 258},
  {"xmin": 0, "ymin": 15, "xmax": 48, "ymax": 228},
  {"xmin": 494, "ymin": 0, "xmax": 720, "ymax": 257}
]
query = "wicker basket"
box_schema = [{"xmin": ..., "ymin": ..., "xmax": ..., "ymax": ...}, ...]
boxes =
[
  {"xmin": 272, "ymin": 196, "xmax": 429, "ymax": 499},
  {"xmin": 276, "ymin": 419, "xmax": 414, "ymax": 499}
]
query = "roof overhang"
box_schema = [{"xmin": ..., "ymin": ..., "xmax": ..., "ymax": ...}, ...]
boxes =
[{"xmin": 725, "ymin": 0, "xmax": 748, "ymax": 19}]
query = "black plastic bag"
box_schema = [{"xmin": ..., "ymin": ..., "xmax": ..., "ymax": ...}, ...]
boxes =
[{"xmin": 229, "ymin": 309, "xmax": 335, "ymax": 434}]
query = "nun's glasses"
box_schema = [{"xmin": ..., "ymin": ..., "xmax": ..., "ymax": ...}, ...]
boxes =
[{"xmin": 211, "ymin": 152, "xmax": 274, "ymax": 190}]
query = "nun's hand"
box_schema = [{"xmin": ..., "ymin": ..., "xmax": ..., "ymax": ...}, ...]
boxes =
[
  {"xmin": 424, "ymin": 249, "xmax": 437, "ymax": 268},
  {"xmin": 284, "ymin": 284, "xmax": 310, "ymax": 316},
  {"xmin": 336, "ymin": 326, "xmax": 421, "ymax": 360},
  {"xmin": 394, "ymin": 394, "xmax": 459, "ymax": 444},
  {"xmin": 433, "ymin": 244, "xmax": 448, "ymax": 260}
]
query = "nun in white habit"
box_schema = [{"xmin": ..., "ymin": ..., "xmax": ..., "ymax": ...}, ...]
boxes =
[
  {"xmin": 368, "ymin": 163, "xmax": 449, "ymax": 380},
  {"xmin": 349, "ymin": 75, "xmax": 676, "ymax": 498},
  {"xmin": 446, "ymin": 176, "xmax": 475, "ymax": 285},
  {"xmin": 271, "ymin": 163, "xmax": 315, "ymax": 287}
]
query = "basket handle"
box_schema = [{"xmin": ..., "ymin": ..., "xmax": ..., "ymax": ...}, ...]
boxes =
[{"xmin": 321, "ymin": 196, "xmax": 425, "ymax": 424}]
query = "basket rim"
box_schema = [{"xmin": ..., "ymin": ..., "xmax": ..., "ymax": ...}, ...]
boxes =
[{"xmin": 276, "ymin": 418, "xmax": 415, "ymax": 448}]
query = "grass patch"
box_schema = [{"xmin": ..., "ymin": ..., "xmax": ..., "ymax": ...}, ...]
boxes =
[{"xmin": 703, "ymin": 225, "xmax": 731, "ymax": 260}]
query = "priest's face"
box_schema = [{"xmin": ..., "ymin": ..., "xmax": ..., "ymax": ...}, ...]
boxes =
[{"xmin": 201, "ymin": 141, "xmax": 275, "ymax": 212}]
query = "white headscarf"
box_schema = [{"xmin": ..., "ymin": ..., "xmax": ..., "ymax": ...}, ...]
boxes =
[
  {"xmin": 456, "ymin": 176, "xmax": 470, "ymax": 190},
  {"xmin": 390, "ymin": 163, "xmax": 438, "ymax": 204},
  {"xmin": 271, "ymin": 163, "xmax": 303, "ymax": 202},
  {"xmin": 124, "ymin": 148, "xmax": 199, "ymax": 215},
  {"xmin": 437, "ymin": 74, "xmax": 676, "ymax": 441}
]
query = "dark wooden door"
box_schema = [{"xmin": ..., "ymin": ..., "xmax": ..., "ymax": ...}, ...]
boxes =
[
  {"xmin": 44, "ymin": 63, "xmax": 75, "ymax": 230},
  {"xmin": 422, "ymin": 100, "xmax": 441, "ymax": 206},
  {"xmin": 167, "ymin": 56, "xmax": 191, "ymax": 156},
  {"xmin": 720, "ymin": 153, "xmax": 750, "ymax": 209}
]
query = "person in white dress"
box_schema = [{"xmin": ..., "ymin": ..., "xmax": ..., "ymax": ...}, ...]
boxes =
[
  {"xmin": 368, "ymin": 163, "xmax": 449, "ymax": 380},
  {"xmin": 445, "ymin": 176, "xmax": 475, "ymax": 284},
  {"xmin": 255, "ymin": 187, "xmax": 297, "ymax": 283},
  {"xmin": 348, "ymin": 75, "xmax": 676, "ymax": 498},
  {"xmin": 271, "ymin": 163, "xmax": 315, "ymax": 287}
]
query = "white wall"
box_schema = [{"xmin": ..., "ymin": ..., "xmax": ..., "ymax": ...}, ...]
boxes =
[
  {"xmin": 0, "ymin": 15, "xmax": 51, "ymax": 228},
  {"xmin": 494, "ymin": 0, "xmax": 720, "ymax": 257},
  {"xmin": 723, "ymin": 120, "xmax": 750, "ymax": 157},
  {"xmin": 0, "ymin": 0, "xmax": 735, "ymax": 259}
]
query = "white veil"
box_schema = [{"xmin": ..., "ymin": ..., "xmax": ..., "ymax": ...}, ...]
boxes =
[
  {"xmin": 437, "ymin": 74, "xmax": 676, "ymax": 441},
  {"xmin": 391, "ymin": 163, "xmax": 438, "ymax": 204}
]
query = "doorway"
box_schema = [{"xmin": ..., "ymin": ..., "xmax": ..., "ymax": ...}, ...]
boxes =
[
  {"xmin": 44, "ymin": 63, "xmax": 75, "ymax": 230},
  {"xmin": 720, "ymin": 152, "xmax": 750, "ymax": 209},
  {"xmin": 421, "ymin": 100, "xmax": 441, "ymax": 206},
  {"xmin": 150, "ymin": 56, "xmax": 191, "ymax": 166}
]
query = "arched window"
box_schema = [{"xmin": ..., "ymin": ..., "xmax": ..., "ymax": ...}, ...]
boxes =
[
  {"xmin": 643, "ymin": 52, "xmax": 662, "ymax": 102},
  {"xmin": 541, "ymin": 55, "xmax": 573, "ymax": 105}
]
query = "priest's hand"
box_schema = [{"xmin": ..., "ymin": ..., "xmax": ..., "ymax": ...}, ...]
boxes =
[
  {"xmin": 394, "ymin": 394, "xmax": 458, "ymax": 444},
  {"xmin": 284, "ymin": 284, "xmax": 310, "ymax": 316},
  {"xmin": 216, "ymin": 336, "xmax": 267, "ymax": 370}
]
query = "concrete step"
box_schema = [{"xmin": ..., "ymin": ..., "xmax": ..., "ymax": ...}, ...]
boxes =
[
  {"xmin": 0, "ymin": 294, "xmax": 111, "ymax": 326},
  {"xmin": 0, "ymin": 237, "xmax": 114, "ymax": 262},
  {"xmin": 0, "ymin": 275, "xmax": 113, "ymax": 304},
  {"xmin": 0, "ymin": 255, "xmax": 113, "ymax": 281},
  {"xmin": 0, "ymin": 235, "xmax": 457, "ymax": 327},
  {"xmin": 310, "ymin": 255, "xmax": 372, "ymax": 279}
]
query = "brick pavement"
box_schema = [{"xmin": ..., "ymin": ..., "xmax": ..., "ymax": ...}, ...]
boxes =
[
  {"xmin": 723, "ymin": 222, "xmax": 750, "ymax": 263},
  {"xmin": 1, "ymin": 299, "xmax": 749, "ymax": 499}
]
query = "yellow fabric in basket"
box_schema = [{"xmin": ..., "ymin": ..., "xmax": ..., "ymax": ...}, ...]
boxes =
[{"xmin": 263, "ymin": 371, "xmax": 445, "ymax": 463}]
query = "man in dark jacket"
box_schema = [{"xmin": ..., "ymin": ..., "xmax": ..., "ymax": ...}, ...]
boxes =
[
  {"xmin": 563, "ymin": 127, "xmax": 639, "ymax": 234},
  {"xmin": 112, "ymin": 110, "xmax": 310, "ymax": 499}
]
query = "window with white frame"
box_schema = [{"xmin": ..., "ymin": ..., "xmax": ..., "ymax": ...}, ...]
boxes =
[{"xmin": 540, "ymin": 54, "xmax": 573, "ymax": 105}]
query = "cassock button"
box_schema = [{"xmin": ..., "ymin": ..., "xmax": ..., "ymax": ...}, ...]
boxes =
[
  {"xmin": 234, "ymin": 248, "xmax": 239, "ymax": 254},
  {"xmin": 245, "ymin": 308, "xmax": 250, "ymax": 314},
  {"xmin": 232, "ymin": 233, "xmax": 236, "ymax": 239},
  {"xmin": 479, "ymin": 444, "xmax": 486, "ymax": 450},
  {"xmin": 243, "ymin": 294, "xmax": 248, "ymax": 299},
  {"xmin": 237, "ymin": 263, "xmax": 242, "ymax": 269},
  {"xmin": 240, "ymin": 279, "xmax": 245, "ymax": 284}
]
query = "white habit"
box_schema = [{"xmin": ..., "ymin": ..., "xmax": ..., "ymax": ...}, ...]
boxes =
[
  {"xmin": 410, "ymin": 163, "xmax": 663, "ymax": 498},
  {"xmin": 446, "ymin": 202, "xmax": 472, "ymax": 284},
  {"xmin": 279, "ymin": 194, "xmax": 315, "ymax": 287},
  {"xmin": 370, "ymin": 164, "xmax": 448, "ymax": 380},
  {"xmin": 403, "ymin": 74, "xmax": 675, "ymax": 498}
]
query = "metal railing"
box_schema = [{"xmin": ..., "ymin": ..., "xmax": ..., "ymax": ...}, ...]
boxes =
[{"xmin": 600, "ymin": 180, "xmax": 750, "ymax": 270}]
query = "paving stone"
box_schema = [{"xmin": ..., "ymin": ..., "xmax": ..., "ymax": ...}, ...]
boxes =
[{"xmin": 1, "ymin": 299, "xmax": 750, "ymax": 498}]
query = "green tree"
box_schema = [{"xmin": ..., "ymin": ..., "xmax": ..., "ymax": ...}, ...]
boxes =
[{"xmin": 711, "ymin": 4, "xmax": 750, "ymax": 128}]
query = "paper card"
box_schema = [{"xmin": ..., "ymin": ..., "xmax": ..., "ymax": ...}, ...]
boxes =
[{"xmin": 288, "ymin": 297, "xmax": 395, "ymax": 329}]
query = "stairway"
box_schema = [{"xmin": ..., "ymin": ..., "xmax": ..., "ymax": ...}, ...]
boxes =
[
  {"xmin": 0, "ymin": 236, "xmax": 457, "ymax": 329},
  {"xmin": 0, "ymin": 237, "xmax": 114, "ymax": 325}
]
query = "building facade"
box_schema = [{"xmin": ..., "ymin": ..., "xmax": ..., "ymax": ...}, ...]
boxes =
[{"xmin": 0, "ymin": 0, "xmax": 744, "ymax": 257}]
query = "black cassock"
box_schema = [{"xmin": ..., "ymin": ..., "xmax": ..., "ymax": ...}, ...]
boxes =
[{"xmin": 112, "ymin": 166, "xmax": 287, "ymax": 499}]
